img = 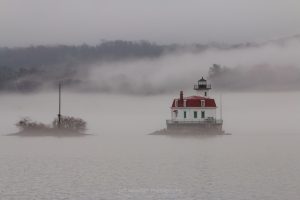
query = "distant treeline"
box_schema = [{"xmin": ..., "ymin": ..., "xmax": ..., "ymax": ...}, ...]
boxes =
[
  {"xmin": 0, "ymin": 40, "xmax": 214, "ymax": 92},
  {"xmin": 0, "ymin": 41, "xmax": 171, "ymax": 92},
  {"xmin": 2, "ymin": 39, "xmax": 266, "ymax": 93},
  {"xmin": 0, "ymin": 40, "xmax": 170, "ymax": 69}
]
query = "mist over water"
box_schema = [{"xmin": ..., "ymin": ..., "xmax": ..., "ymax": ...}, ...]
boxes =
[
  {"xmin": 1, "ymin": 92, "xmax": 300, "ymax": 199},
  {"xmin": 1, "ymin": 35, "xmax": 300, "ymax": 95},
  {"xmin": 1, "ymin": 0, "xmax": 300, "ymax": 198},
  {"xmin": 2, "ymin": 91, "xmax": 300, "ymax": 135},
  {"xmin": 85, "ymin": 36, "xmax": 300, "ymax": 94},
  {"xmin": 1, "ymin": 28, "xmax": 300, "ymax": 200},
  {"xmin": 1, "ymin": 36, "xmax": 300, "ymax": 200}
]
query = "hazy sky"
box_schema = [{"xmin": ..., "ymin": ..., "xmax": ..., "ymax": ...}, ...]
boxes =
[{"xmin": 1, "ymin": 0, "xmax": 300, "ymax": 46}]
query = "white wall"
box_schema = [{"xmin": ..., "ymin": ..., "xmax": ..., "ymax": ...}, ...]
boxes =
[
  {"xmin": 171, "ymin": 107, "xmax": 216, "ymax": 121},
  {"xmin": 195, "ymin": 90, "xmax": 210, "ymax": 97}
]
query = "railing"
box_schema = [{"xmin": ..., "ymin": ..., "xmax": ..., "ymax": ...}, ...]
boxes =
[
  {"xmin": 166, "ymin": 119, "xmax": 223, "ymax": 124},
  {"xmin": 194, "ymin": 84, "xmax": 211, "ymax": 90}
]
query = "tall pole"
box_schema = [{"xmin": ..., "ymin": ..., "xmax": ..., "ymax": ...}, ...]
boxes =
[{"xmin": 58, "ymin": 82, "xmax": 61, "ymax": 128}]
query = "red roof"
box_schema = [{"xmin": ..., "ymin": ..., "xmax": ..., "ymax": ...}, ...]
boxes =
[{"xmin": 171, "ymin": 96, "xmax": 216, "ymax": 108}]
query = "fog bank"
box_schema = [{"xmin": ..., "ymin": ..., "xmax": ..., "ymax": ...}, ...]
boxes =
[
  {"xmin": 1, "ymin": 36, "xmax": 300, "ymax": 95},
  {"xmin": 86, "ymin": 36, "xmax": 300, "ymax": 94}
]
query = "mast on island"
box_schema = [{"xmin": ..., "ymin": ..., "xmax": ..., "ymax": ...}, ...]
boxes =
[{"xmin": 58, "ymin": 82, "xmax": 62, "ymax": 128}]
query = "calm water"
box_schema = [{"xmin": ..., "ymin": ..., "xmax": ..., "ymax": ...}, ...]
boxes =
[{"xmin": 0, "ymin": 92, "xmax": 300, "ymax": 200}]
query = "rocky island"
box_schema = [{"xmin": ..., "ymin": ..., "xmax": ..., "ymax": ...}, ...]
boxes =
[
  {"xmin": 10, "ymin": 82, "xmax": 88, "ymax": 137},
  {"xmin": 11, "ymin": 116, "xmax": 87, "ymax": 137}
]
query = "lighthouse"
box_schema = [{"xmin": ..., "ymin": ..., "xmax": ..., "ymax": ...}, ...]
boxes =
[
  {"xmin": 166, "ymin": 77, "xmax": 223, "ymax": 134},
  {"xmin": 194, "ymin": 77, "xmax": 211, "ymax": 97}
]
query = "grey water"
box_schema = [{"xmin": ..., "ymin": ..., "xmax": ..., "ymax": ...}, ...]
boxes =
[{"xmin": 1, "ymin": 92, "xmax": 300, "ymax": 200}]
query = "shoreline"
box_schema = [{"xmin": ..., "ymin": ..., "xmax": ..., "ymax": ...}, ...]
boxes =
[
  {"xmin": 149, "ymin": 128, "xmax": 230, "ymax": 136},
  {"xmin": 7, "ymin": 128, "xmax": 89, "ymax": 137}
]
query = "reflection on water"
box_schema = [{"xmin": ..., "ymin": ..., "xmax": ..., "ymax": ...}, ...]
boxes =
[{"xmin": 0, "ymin": 92, "xmax": 300, "ymax": 200}]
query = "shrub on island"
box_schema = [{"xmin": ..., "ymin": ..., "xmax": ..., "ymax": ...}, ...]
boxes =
[
  {"xmin": 15, "ymin": 116, "xmax": 87, "ymax": 135},
  {"xmin": 52, "ymin": 116, "xmax": 86, "ymax": 132}
]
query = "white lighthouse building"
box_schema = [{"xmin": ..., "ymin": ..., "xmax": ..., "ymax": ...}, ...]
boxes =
[{"xmin": 166, "ymin": 77, "xmax": 223, "ymax": 133}]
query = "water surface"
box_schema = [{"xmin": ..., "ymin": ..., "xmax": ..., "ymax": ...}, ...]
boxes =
[{"xmin": 0, "ymin": 92, "xmax": 300, "ymax": 200}]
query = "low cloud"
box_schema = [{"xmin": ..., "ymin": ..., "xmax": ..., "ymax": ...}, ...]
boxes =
[
  {"xmin": 1, "ymin": 36, "xmax": 300, "ymax": 95},
  {"xmin": 85, "ymin": 36, "xmax": 300, "ymax": 94}
]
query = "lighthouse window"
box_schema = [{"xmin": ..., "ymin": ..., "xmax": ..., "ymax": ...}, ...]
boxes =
[
  {"xmin": 201, "ymin": 111, "xmax": 205, "ymax": 118},
  {"xmin": 205, "ymin": 92, "xmax": 207, "ymax": 96},
  {"xmin": 201, "ymin": 100, "xmax": 205, "ymax": 107},
  {"xmin": 194, "ymin": 111, "xmax": 197, "ymax": 118},
  {"xmin": 184, "ymin": 111, "xmax": 187, "ymax": 118}
]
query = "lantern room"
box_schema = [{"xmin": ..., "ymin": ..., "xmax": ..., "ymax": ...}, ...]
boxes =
[{"xmin": 194, "ymin": 77, "xmax": 211, "ymax": 97}]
